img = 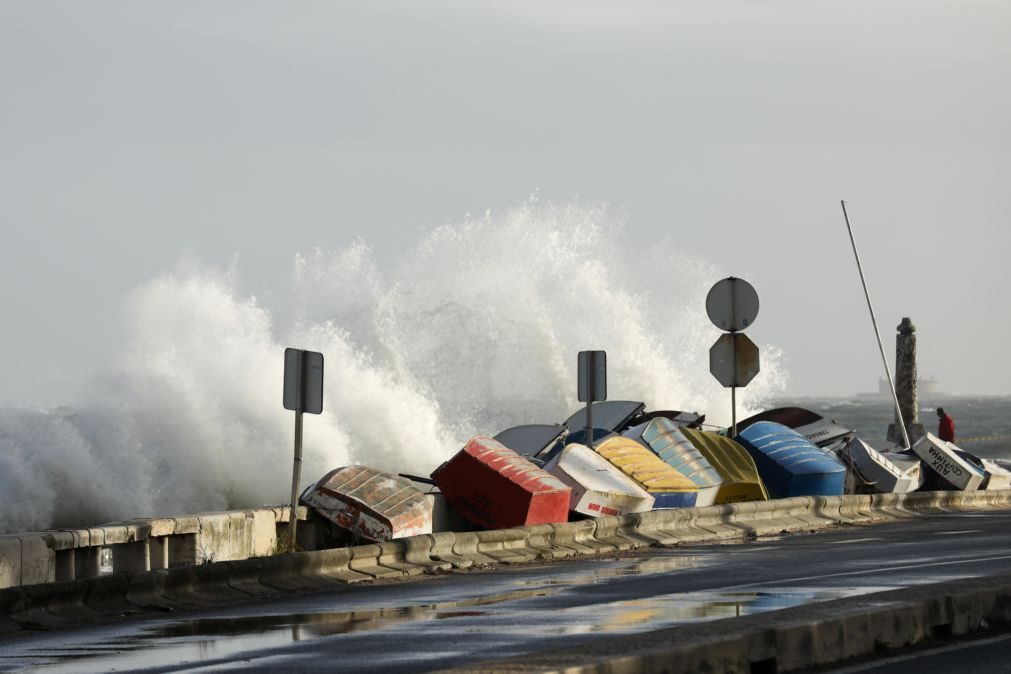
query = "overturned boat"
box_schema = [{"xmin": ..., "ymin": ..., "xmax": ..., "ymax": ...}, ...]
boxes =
[
  {"xmin": 301, "ymin": 466, "xmax": 433, "ymax": 542},
  {"xmin": 625, "ymin": 417, "xmax": 724, "ymax": 507},
  {"xmin": 679, "ymin": 427, "xmax": 769, "ymax": 503},
  {"xmin": 951, "ymin": 448, "xmax": 1011, "ymax": 491},
  {"xmin": 734, "ymin": 422, "xmax": 846, "ymax": 498},
  {"xmin": 737, "ymin": 407, "xmax": 855, "ymax": 454},
  {"xmin": 564, "ymin": 400, "xmax": 645, "ymax": 435},
  {"xmin": 431, "ymin": 436, "xmax": 571, "ymax": 529},
  {"xmin": 593, "ymin": 436, "xmax": 699, "ymax": 508},
  {"xmin": 839, "ymin": 437, "xmax": 923, "ymax": 494},
  {"xmin": 543, "ymin": 443, "xmax": 655, "ymax": 517},
  {"xmin": 493, "ymin": 424, "xmax": 567, "ymax": 463},
  {"xmin": 910, "ymin": 433, "xmax": 984, "ymax": 491}
]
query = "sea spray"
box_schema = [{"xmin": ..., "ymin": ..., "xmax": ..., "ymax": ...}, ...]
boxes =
[{"xmin": 0, "ymin": 200, "xmax": 787, "ymax": 533}]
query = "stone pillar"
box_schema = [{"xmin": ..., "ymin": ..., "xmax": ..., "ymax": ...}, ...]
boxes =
[{"xmin": 887, "ymin": 317, "xmax": 925, "ymax": 446}]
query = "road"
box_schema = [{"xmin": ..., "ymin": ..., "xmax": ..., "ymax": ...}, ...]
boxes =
[{"xmin": 4, "ymin": 511, "xmax": 1011, "ymax": 673}]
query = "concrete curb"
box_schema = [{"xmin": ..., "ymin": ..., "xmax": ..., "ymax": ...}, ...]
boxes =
[
  {"xmin": 2, "ymin": 490, "xmax": 1010, "ymax": 633},
  {"xmin": 442, "ymin": 571, "xmax": 1011, "ymax": 673}
]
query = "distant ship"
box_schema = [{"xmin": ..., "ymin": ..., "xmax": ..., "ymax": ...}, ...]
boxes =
[{"xmin": 856, "ymin": 377, "xmax": 943, "ymax": 400}]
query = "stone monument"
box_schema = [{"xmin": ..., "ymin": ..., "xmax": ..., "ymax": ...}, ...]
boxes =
[{"xmin": 886, "ymin": 317, "xmax": 925, "ymax": 446}]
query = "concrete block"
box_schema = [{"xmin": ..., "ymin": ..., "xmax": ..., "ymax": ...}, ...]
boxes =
[
  {"xmin": 97, "ymin": 524, "xmax": 131, "ymax": 546},
  {"xmin": 428, "ymin": 532, "xmax": 474, "ymax": 568},
  {"xmin": 0, "ymin": 537, "xmax": 21, "ymax": 589},
  {"xmin": 401, "ymin": 534, "xmax": 453, "ymax": 572},
  {"xmin": 168, "ymin": 534, "xmax": 197, "ymax": 567},
  {"xmin": 54, "ymin": 549, "xmax": 75, "ymax": 582},
  {"xmin": 19, "ymin": 535, "xmax": 55, "ymax": 586},
  {"xmin": 172, "ymin": 516, "xmax": 200, "ymax": 535},
  {"xmin": 249, "ymin": 509, "xmax": 277, "ymax": 557},
  {"xmin": 193, "ymin": 512, "xmax": 253, "ymax": 563},
  {"xmin": 150, "ymin": 537, "xmax": 170, "ymax": 570},
  {"xmin": 449, "ymin": 532, "xmax": 500, "ymax": 566},
  {"xmin": 348, "ymin": 544, "xmax": 403, "ymax": 579},
  {"xmin": 376, "ymin": 541, "xmax": 426, "ymax": 576},
  {"xmin": 474, "ymin": 528, "xmax": 538, "ymax": 564}
]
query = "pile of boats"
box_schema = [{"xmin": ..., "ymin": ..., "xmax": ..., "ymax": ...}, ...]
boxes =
[{"xmin": 300, "ymin": 401, "xmax": 1011, "ymax": 544}]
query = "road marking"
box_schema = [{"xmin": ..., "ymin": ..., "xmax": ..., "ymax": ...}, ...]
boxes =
[
  {"xmin": 828, "ymin": 538, "xmax": 882, "ymax": 545},
  {"xmin": 826, "ymin": 633, "xmax": 1011, "ymax": 672},
  {"xmin": 934, "ymin": 530, "xmax": 982, "ymax": 535}
]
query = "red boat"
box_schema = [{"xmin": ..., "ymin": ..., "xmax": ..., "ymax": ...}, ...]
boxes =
[{"xmin": 431, "ymin": 436, "xmax": 571, "ymax": 529}]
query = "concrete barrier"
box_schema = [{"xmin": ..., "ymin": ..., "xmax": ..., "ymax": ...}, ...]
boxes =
[{"xmin": 3, "ymin": 490, "xmax": 1011, "ymax": 634}]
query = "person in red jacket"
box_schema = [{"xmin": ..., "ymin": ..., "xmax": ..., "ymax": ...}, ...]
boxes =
[{"xmin": 936, "ymin": 407, "xmax": 955, "ymax": 442}]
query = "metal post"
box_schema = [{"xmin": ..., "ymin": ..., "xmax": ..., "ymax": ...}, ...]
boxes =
[
  {"xmin": 288, "ymin": 409, "xmax": 303, "ymax": 549},
  {"xmin": 731, "ymin": 386, "xmax": 737, "ymax": 437},
  {"xmin": 840, "ymin": 200, "xmax": 911, "ymax": 450},
  {"xmin": 585, "ymin": 401, "xmax": 594, "ymax": 449}
]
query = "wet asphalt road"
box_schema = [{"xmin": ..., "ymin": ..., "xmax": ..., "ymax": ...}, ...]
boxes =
[{"xmin": 5, "ymin": 511, "xmax": 1011, "ymax": 673}]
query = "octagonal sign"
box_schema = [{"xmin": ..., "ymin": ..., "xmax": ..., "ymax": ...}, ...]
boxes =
[{"xmin": 710, "ymin": 333, "xmax": 760, "ymax": 388}]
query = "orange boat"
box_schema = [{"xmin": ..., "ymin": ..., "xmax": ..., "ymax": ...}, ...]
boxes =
[{"xmin": 432, "ymin": 436, "xmax": 571, "ymax": 529}]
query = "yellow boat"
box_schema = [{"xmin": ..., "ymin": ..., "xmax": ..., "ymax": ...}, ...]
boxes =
[
  {"xmin": 594, "ymin": 437, "xmax": 698, "ymax": 508},
  {"xmin": 679, "ymin": 428, "xmax": 769, "ymax": 503}
]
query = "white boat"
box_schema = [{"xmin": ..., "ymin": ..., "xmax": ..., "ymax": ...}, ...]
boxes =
[
  {"xmin": 543, "ymin": 443, "xmax": 655, "ymax": 518},
  {"xmin": 839, "ymin": 437, "xmax": 923, "ymax": 494},
  {"xmin": 951, "ymin": 449, "xmax": 1011, "ymax": 491},
  {"xmin": 910, "ymin": 433, "xmax": 984, "ymax": 491}
]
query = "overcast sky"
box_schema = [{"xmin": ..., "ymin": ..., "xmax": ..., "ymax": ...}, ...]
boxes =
[{"xmin": 2, "ymin": 0, "xmax": 1010, "ymax": 406}]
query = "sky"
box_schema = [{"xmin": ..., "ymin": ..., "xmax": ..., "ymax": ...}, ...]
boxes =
[{"xmin": 2, "ymin": 0, "xmax": 1010, "ymax": 406}]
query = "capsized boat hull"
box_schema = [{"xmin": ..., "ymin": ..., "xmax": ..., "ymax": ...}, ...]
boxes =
[
  {"xmin": 593, "ymin": 436, "xmax": 698, "ymax": 509},
  {"xmin": 432, "ymin": 436, "xmax": 571, "ymax": 529},
  {"xmin": 841, "ymin": 437, "xmax": 923, "ymax": 494},
  {"xmin": 301, "ymin": 466, "xmax": 433, "ymax": 541},
  {"xmin": 738, "ymin": 407, "xmax": 854, "ymax": 454},
  {"xmin": 626, "ymin": 417, "xmax": 723, "ymax": 507},
  {"xmin": 911, "ymin": 433, "xmax": 984, "ymax": 491},
  {"xmin": 679, "ymin": 427, "xmax": 769, "ymax": 503},
  {"xmin": 544, "ymin": 443, "xmax": 655, "ymax": 517},
  {"xmin": 734, "ymin": 422, "xmax": 846, "ymax": 498}
]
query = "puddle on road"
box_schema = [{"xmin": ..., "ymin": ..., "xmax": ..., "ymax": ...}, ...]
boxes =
[{"xmin": 6, "ymin": 553, "xmax": 904, "ymax": 673}]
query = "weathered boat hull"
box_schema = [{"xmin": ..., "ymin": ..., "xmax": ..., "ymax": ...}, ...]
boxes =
[
  {"xmin": 734, "ymin": 422, "xmax": 846, "ymax": 498},
  {"xmin": 432, "ymin": 436, "xmax": 571, "ymax": 529},
  {"xmin": 626, "ymin": 418, "xmax": 723, "ymax": 507},
  {"xmin": 301, "ymin": 466, "xmax": 433, "ymax": 541},
  {"xmin": 544, "ymin": 444, "xmax": 655, "ymax": 517},
  {"xmin": 841, "ymin": 437, "xmax": 923, "ymax": 494},
  {"xmin": 738, "ymin": 407, "xmax": 854, "ymax": 454},
  {"xmin": 911, "ymin": 433, "xmax": 984, "ymax": 491},
  {"xmin": 679, "ymin": 427, "xmax": 769, "ymax": 503},
  {"xmin": 593, "ymin": 436, "xmax": 698, "ymax": 509}
]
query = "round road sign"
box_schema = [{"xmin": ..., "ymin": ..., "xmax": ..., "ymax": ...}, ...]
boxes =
[{"xmin": 706, "ymin": 277, "xmax": 759, "ymax": 332}]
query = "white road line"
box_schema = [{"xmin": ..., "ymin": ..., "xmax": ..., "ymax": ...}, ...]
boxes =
[
  {"xmin": 826, "ymin": 633, "xmax": 1011, "ymax": 673},
  {"xmin": 934, "ymin": 530, "xmax": 983, "ymax": 535},
  {"xmin": 828, "ymin": 538, "xmax": 882, "ymax": 545}
]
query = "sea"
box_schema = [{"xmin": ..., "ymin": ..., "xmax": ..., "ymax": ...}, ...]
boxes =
[
  {"xmin": 777, "ymin": 396, "xmax": 1011, "ymax": 459},
  {"xmin": 0, "ymin": 201, "xmax": 1007, "ymax": 535}
]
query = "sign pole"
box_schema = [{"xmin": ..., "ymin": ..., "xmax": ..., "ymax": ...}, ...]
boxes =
[
  {"xmin": 585, "ymin": 400, "xmax": 594, "ymax": 450},
  {"xmin": 731, "ymin": 386, "xmax": 737, "ymax": 437},
  {"xmin": 288, "ymin": 409, "xmax": 303, "ymax": 548}
]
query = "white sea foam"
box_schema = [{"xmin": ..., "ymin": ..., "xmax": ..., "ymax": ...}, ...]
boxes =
[{"xmin": 0, "ymin": 200, "xmax": 787, "ymax": 533}]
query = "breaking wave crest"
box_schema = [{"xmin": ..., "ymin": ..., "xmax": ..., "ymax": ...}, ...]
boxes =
[{"xmin": 0, "ymin": 200, "xmax": 787, "ymax": 533}]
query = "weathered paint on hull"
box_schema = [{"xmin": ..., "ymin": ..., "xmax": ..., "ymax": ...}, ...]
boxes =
[
  {"xmin": 301, "ymin": 466, "xmax": 433, "ymax": 541},
  {"xmin": 911, "ymin": 433, "xmax": 984, "ymax": 491},
  {"xmin": 432, "ymin": 436, "xmax": 571, "ymax": 529},
  {"xmin": 630, "ymin": 418, "xmax": 723, "ymax": 507},
  {"xmin": 678, "ymin": 427, "xmax": 769, "ymax": 503},
  {"xmin": 593, "ymin": 436, "xmax": 698, "ymax": 509},
  {"xmin": 734, "ymin": 422, "xmax": 846, "ymax": 499},
  {"xmin": 545, "ymin": 444, "xmax": 655, "ymax": 517}
]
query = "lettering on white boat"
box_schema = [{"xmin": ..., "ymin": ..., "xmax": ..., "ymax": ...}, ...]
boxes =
[{"xmin": 927, "ymin": 445, "xmax": 964, "ymax": 477}]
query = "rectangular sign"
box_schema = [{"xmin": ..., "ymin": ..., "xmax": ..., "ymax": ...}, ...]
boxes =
[
  {"xmin": 577, "ymin": 350, "xmax": 607, "ymax": 403},
  {"xmin": 283, "ymin": 348, "xmax": 325, "ymax": 414}
]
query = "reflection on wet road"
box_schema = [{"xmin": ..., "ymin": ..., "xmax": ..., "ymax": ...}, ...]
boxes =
[{"xmin": 6, "ymin": 512, "xmax": 1011, "ymax": 673}]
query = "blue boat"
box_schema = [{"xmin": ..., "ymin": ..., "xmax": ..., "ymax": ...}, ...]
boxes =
[{"xmin": 733, "ymin": 422, "xmax": 846, "ymax": 498}]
